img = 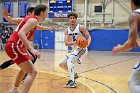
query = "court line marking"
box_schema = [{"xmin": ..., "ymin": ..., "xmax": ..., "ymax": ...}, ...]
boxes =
[
  {"xmin": 0, "ymin": 67, "xmax": 96, "ymax": 93},
  {"xmin": 39, "ymin": 70, "xmax": 118, "ymax": 93},
  {"xmin": 78, "ymin": 56, "xmax": 136, "ymax": 74}
]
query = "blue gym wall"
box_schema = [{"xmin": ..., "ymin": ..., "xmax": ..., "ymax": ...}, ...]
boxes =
[
  {"xmin": 33, "ymin": 30, "xmax": 55, "ymax": 49},
  {"xmin": 88, "ymin": 29, "xmax": 140, "ymax": 52},
  {"xmin": 33, "ymin": 29, "xmax": 140, "ymax": 52}
]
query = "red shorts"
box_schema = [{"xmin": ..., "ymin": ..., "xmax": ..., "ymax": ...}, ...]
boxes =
[{"xmin": 5, "ymin": 41, "xmax": 30, "ymax": 65}]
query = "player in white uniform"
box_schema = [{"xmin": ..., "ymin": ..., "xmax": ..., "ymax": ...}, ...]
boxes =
[
  {"xmin": 59, "ymin": 12, "xmax": 91, "ymax": 88},
  {"xmin": 112, "ymin": 0, "xmax": 140, "ymax": 93}
]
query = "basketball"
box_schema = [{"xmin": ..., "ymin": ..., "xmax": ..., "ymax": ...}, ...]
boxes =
[{"xmin": 76, "ymin": 36, "xmax": 88, "ymax": 48}]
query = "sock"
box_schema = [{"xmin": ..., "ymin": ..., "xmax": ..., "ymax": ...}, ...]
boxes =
[
  {"xmin": 67, "ymin": 59, "xmax": 75, "ymax": 82},
  {"xmin": 12, "ymin": 86, "xmax": 18, "ymax": 90}
]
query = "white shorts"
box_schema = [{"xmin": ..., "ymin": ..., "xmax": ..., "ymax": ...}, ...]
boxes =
[{"xmin": 66, "ymin": 48, "xmax": 87, "ymax": 62}]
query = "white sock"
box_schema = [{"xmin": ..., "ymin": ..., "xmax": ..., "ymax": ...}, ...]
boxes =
[
  {"xmin": 12, "ymin": 86, "xmax": 18, "ymax": 90},
  {"xmin": 67, "ymin": 59, "xmax": 75, "ymax": 82}
]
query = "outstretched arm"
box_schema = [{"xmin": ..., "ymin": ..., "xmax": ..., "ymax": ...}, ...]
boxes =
[
  {"xmin": 36, "ymin": 25, "xmax": 60, "ymax": 30},
  {"xmin": 3, "ymin": 8, "xmax": 22, "ymax": 24},
  {"xmin": 112, "ymin": 13, "xmax": 138, "ymax": 55}
]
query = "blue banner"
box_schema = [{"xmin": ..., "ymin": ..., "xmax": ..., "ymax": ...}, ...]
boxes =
[
  {"xmin": 3, "ymin": 2, "xmax": 13, "ymax": 22},
  {"xmin": 18, "ymin": 1, "xmax": 30, "ymax": 17}
]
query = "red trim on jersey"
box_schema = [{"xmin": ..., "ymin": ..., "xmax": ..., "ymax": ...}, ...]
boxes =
[{"xmin": 5, "ymin": 42, "xmax": 30, "ymax": 65}]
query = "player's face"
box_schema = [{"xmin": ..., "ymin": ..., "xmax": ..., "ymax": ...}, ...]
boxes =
[
  {"xmin": 69, "ymin": 16, "xmax": 77, "ymax": 25},
  {"xmin": 40, "ymin": 9, "xmax": 48, "ymax": 21}
]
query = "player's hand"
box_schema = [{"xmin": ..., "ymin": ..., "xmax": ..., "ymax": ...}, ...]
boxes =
[
  {"xmin": 112, "ymin": 44, "xmax": 122, "ymax": 55},
  {"xmin": 3, "ymin": 8, "xmax": 9, "ymax": 16},
  {"xmin": 86, "ymin": 41, "xmax": 90, "ymax": 47},
  {"xmin": 30, "ymin": 48, "xmax": 41, "ymax": 58},
  {"xmin": 54, "ymin": 25, "xmax": 62, "ymax": 29},
  {"xmin": 73, "ymin": 41, "xmax": 76, "ymax": 45},
  {"xmin": 49, "ymin": 25, "xmax": 61, "ymax": 30}
]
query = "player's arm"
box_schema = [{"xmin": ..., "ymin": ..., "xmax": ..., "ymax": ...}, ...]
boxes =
[
  {"xmin": 64, "ymin": 29, "xmax": 75, "ymax": 46},
  {"xmin": 36, "ymin": 25, "xmax": 60, "ymax": 30},
  {"xmin": 18, "ymin": 18, "xmax": 38, "ymax": 52},
  {"xmin": 112, "ymin": 13, "xmax": 138, "ymax": 54},
  {"xmin": 3, "ymin": 9, "xmax": 22, "ymax": 24},
  {"xmin": 80, "ymin": 25, "xmax": 91, "ymax": 47},
  {"xmin": 118, "ymin": 13, "xmax": 138, "ymax": 50}
]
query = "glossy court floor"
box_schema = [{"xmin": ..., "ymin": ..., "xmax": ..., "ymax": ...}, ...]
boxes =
[{"xmin": 0, "ymin": 49, "xmax": 139, "ymax": 93}]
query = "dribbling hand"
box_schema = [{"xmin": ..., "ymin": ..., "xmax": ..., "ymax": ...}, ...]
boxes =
[{"xmin": 30, "ymin": 48, "xmax": 41, "ymax": 58}]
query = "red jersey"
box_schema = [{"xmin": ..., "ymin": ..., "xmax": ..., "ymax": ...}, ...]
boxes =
[
  {"xmin": 8, "ymin": 16, "xmax": 37, "ymax": 49},
  {"xmin": 5, "ymin": 16, "xmax": 38, "ymax": 64}
]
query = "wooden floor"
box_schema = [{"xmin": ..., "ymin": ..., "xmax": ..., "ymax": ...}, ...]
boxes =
[{"xmin": 0, "ymin": 49, "xmax": 139, "ymax": 93}]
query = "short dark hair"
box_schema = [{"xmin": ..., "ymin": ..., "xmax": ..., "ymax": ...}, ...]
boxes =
[
  {"xmin": 34, "ymin": 4, "xmax": 47, "ymax": 16},
  {"xmin": 26, "ymin": 7, "xmax": 34, "ymax": 14},
  {"xmin": 132, "ymin": 0, "xmax": 140, "ymax": 7},
  {"xmin": 67, "ymin": 12, "xmax": 78, "ymax": 19}
]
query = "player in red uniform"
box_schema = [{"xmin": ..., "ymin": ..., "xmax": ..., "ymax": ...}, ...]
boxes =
[
  {"xmin": 5, "ymin": 4, "xmax": 47, "ymax": 93},
  {"xmin": 0, "ymin": 7, "xmax": 58, "ymax": 70},
  {"xmin": 0, "ymin": 7, "xmax": 35, "ymax": 71}
]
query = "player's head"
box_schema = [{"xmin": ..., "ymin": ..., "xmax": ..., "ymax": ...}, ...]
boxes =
[
  {"xmin": 131, "ymin": 0, "xmax": 140, "ymax": 11},
  {"xmin": 34, "ymin": 4, "xmax": 48, "ymax": 22},
  {"xmin": 67, "ymin": 12, "xmax": 78, "ymax": 25},
  {"xmin": 27, "ymin": 7, "xmax": 34, "ymax": 16}
]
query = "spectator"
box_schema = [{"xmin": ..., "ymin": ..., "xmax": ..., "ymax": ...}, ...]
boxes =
[{"xmin": 1, "ymin": 32, "xmax": 7, "ymax": 50}]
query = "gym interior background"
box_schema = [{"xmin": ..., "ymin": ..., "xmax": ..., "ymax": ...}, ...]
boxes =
[
  {"xmin": 0, "ymin": 1, "xmax": 138, "ymax": 93},
  {"xmin": 0, "ymin": 0, "xmax": 135, "ymax": 51}
]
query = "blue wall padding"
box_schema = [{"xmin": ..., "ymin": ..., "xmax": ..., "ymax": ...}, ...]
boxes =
[
  {"xmin": 88, "ymin": 29, "xmax": 140, "ymax": 52},
  {"xmin": 33, "ymin": 30, "xmax": 55, "ymax": 49}
]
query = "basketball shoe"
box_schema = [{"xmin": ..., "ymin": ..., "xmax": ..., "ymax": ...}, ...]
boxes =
[
  {"xmin": 64, "ymin": 80, "xmax": 77, "ymax": 88},
  {"xmin": 9, "ymin": 88, "xmax": 20, "ymax": 93}
]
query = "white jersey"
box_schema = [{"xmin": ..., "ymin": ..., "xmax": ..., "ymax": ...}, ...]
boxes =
[
  {"xmin": 66, "ymin": 24, "xmax": 87, "ymax": 60},
  {"xmin": 67, "ymin": 24, "xmax": 83, "ymax": 49}
]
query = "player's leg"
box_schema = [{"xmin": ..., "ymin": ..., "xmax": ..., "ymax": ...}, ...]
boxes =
[
  {"xmin": 65, "ymin": 48, "xmax": 87, "ymax": 84},
  {"xmin": 22, "ymin": 49, "xmax": 37, "ymax": 82},
  {"xmin": 22, "ymin": 49, "xmax": 37, "ymax": 80},
  {"xmin": 5, "ymin": 42, "xmax": 37, "ymax": 93},
  {"xmin": 67, "ymin": 55, "xmax": 75, "ymax": 82},
  {"xmin": 0, "ymin": 60, "xmax": 14, "ymax": 70},
  {"xmin": 10, "ymin": 60, "xmax": 37, "ymax": 93},
  {"xmin": 64, "ymin": 54, "xmax": 77, "ymax": 88},
  {"xmin": 128, "ymin": 60, "xmax": 140, "ymax": 93},
  {"xmin": 59, "ymin": 55, "xmax": 78, "ymax": 79},
  {"xmin": 59, "ymin": 56, "xmax": 68, "ymax": 71},
  {"xmin": 19, "ymin": 61, "xmax": 37, "ymax": 93},
  {"xmin": 10, "ymin": 69, "xmax": 26, "ymax": 93},
  {"xmin": 76, "ymin": 48, "xmax": 87, "ymax": 58}
]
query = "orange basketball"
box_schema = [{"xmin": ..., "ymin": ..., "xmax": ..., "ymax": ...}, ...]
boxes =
[{"xmin": 76, "ymin": 36, "xmax": 88, "ymax": 48}]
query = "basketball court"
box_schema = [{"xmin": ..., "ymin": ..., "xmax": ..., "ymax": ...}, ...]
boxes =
[
  {"xmin": 0, "ymin": 0, "xmax": 138, "ymax": 93},
  {"xmin": 0, "ymin": 49, "xmax": 138, "ymax": 93}
]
